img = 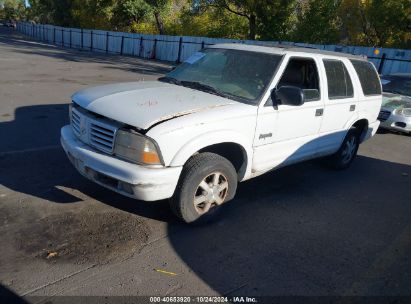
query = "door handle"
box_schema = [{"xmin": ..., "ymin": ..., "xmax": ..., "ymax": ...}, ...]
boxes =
[
  {"xmin": 315, "ymin": 108, "xmax": 324, "ymax": 117},
  {"xmin": 350, "ymin": 105, "xmax": 356, "ymax": 112}
]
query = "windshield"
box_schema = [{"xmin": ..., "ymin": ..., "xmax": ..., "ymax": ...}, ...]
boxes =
[
  {"xmin": 381, "ymin": 75, "xmax": 411, "ymax": 97},
  {"xmin": 161, "ymin": 48, "xmax": 282, "ymax": 104},
  {"xmin": 382, "ymin": 94, "xmax": 411, "ymax": 109}
]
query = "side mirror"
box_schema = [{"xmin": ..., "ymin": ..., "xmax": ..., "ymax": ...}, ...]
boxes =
[{"xmin": 271, "ymin": 86, "xmax": 305, "ymax": 106}]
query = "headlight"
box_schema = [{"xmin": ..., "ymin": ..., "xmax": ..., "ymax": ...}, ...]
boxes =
[
  {"xmin": 395, "ymin": 108, "xmax": 411, "ymax": 117},
  {"xmin": 114, "ymin": 129, "xmax": 163, "ymax": 165}
]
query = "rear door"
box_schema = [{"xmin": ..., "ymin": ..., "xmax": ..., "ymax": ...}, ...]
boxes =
[{"xmin": 317, "ymin": 58, "xmax": 358, "ymax": 155}]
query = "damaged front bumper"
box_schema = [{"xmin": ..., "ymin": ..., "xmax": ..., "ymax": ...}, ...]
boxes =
[{"xmin": 60, "ymin": 125, "xmax": 182, "ymax": 201}]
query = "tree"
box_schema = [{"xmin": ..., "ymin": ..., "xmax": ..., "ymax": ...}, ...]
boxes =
[
  {"xmin": 0, "ymin": 0, "xmax": 26, "ymax": 21},
  {"xmin": 168, "ymin": 2, "xmax": 247, "ymax": 38},
  {"xmin": 339, "ymin": 0, "xmax": 410, "ymax": 48},
  {"xmin": 111, "ymin": 0, "xmax": 152, "ymax": 31},
  {"xmin": 111, "ymin": 0, "xmax": 171, "ymax": 34},
  {"xmin": 145, "ymin": 0, "xmax": 172, "ymax": 35},
  {"xmin": 367, "ymin": 0, "xmax": 410, "ymax": 48},
  {"xmin": 199, "ymin": 0, "xmax": 260, "ymax": 39},
  {"xmin": 292, "ymin": 0, "xmax": 341, "ymax": 44},
  {"xmin": 256, "ymin": 0, "xmax": 295, "ymax": 41},
  {"xmin": 27, "ymin": 0, "xmax": 114, "ymax": 28},
  {"xmin": 21, "ymin": 0, "xmax": 411, "ymax": 48},
  {"xmin": 339, "ymin": 0, "xmax": 376, "ymax": 46}
]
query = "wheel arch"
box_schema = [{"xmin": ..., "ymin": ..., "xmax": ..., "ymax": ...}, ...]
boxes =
[
  {"xmin": 351, "ymin": 118, "xmax": 369, "ymax": 142},
  {"xmin": 198, "ymin": 142, "xmax": 248, "ymax": 180},
  {"xmin": 169, "ymin": 131, "xmax": 252, "ymax": 181}
]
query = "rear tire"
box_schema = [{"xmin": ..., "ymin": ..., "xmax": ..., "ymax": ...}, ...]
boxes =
[
  {"xmin": 326, "ymin": 128, "xmax": 360, "ymax": 170},
  {"xmin": 170, "ymin": 153, "xmax": 237, "ymax": 224}
]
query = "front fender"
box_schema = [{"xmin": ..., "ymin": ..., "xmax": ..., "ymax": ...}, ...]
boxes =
[{"xmin": 169, "ymin": 130, "xmax": 253, "ymax": 181}]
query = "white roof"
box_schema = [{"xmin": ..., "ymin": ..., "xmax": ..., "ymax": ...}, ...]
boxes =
[{"xmin": 209, "ymin": 43, "xmax": 367, "ymax": 61}]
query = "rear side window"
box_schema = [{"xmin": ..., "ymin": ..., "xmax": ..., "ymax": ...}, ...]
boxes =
[
  {"xmin": 323, "ymin": 59, "xmax": 354, "ymax": 99},
  {"xmin": 350, "ymin": 60, "xmax": 381, "ymax": 96}
]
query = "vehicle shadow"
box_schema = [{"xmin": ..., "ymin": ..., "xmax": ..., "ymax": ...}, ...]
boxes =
[
  {"xmin": 167, "ymin": 156, "xmax": 411, "ymax": 296},
  {"xmin": 0, "ymin": 284, "xmax": 28, "ymax": 304}
]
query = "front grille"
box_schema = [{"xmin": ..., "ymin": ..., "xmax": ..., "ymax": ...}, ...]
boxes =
[
  {"xmin": 71, "ymin": 110, "xmax": 81, "ymax": 136},
  {"xmin": 70, "ymin": 106, "xmax": 118, "ymax": 154},
  {"xmin": 378, "ymin": 110, "xmax": 391, "ymax": 122},
  {"xmin": 89, "ymin": 121, "xmax": 116, "ymax": 153}
]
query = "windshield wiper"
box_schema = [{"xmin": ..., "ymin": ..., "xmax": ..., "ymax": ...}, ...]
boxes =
[
  {"xmin": 159, "ymin": 77, "xmax": 245, "ymax": 102},
  {"xmin": 179, "ymin": 80, "xmax": 231, "ymax": 99},
  {"xmin": 158, "ymin": 76, "xmax": 181, "ymax": 85}
]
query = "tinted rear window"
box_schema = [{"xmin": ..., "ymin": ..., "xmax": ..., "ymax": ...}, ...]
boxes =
[
  {"xmin": 323, "ymin": 59, "xmax": 354, "ymax": 99},
  {"xmin": 350, "ymin": 60, "xmax": 381, "ymax": 96}
]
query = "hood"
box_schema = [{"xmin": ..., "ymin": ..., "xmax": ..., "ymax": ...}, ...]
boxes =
[
  {"xmin": 72, "ymin": 81, "xmax": 236, "ymax": 129},
  {"xmin": 382, "ymin": 92, "xmax": 411, "ymax": 111}
]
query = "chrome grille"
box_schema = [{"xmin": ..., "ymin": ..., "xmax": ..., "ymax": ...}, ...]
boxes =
[
  {"xmin": 70, "ymin": 106, "xmax": 118, "ymax": 154},
  {"xmin": 378, "ymin": 110, "xmax": 391, "ymax": 122}
]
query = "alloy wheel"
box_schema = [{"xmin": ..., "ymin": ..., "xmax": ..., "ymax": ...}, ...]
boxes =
[
  {"xmin": 193, "ymin": 172, "xmax": 229, "ymax": 215},
  {"xmin": 341, "ymin": 136, "xmax": 357, "ymax": 164}
]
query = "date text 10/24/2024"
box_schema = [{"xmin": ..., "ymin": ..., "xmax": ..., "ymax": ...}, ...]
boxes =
[{"xmin": 149, "ymin": 296, "xmax": 258, "ymax": 303}]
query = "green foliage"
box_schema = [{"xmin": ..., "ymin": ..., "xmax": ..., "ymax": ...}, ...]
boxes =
[
  {"xmin": 9, "ymin": 0, "xmax": 410, "ymax": 49},
  {"xmin": 256, "ymin": 0, "xmax": 296, "ymax": 41},
  {"xmin": 292, "ymin": 0, "xmax": 341, "ymax": 44},
  {"xmin": 0, "ymin": 0, "xmax": 26, "ymax": 20},
  {"xmin": 166, "ymin": 4, "xmax": 248, "ymax": 38},
  {"xmin": 111, "ymin": 0, "xmax": 152, "ymax": 31},
  {"xmin": 367, "ymin": 0, "xmax": 410, "ymax": 49},
  {"xmin": 198, "ymin": 0, "xmax": 262, "ymax": 39},
  {"xmin": 339, "ymin": 0, "xmax": 410, "ymax": 48}
]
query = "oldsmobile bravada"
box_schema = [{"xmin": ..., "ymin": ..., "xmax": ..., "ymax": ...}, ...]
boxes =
[{"xmin": 61, "ymin": 44, "xmax": 382, "ymax": 223}]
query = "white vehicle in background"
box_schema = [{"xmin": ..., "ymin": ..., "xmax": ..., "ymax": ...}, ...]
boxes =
[
  {"xmin": 378, "ymin": 74, "xmax": 411, "ymax": 134},
  {"xmin": 61, "ymin": 44, "xmax": 382, "ymax": 223}
]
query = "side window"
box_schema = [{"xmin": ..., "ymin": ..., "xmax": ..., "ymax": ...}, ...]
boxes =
[
  {"xmin": 350, "ymin": 60, "xmax": 382, "ymax": 96},
  {"xmin": 278, "ymin": 57, "xmax": 320, "ymax": 101},
  {"xmin": 323, "ymin": 59, "xmax": 354, "ymax": 99}
]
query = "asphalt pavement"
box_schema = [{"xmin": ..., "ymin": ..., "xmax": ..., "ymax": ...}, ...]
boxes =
[{"xmin": 0, "ymin": 26, "xmax": 410, "ymax": 302}]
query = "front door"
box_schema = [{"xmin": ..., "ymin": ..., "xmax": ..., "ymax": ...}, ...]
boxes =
[{"xmin": 252, "ymin": 55, "xmax": 325, "ymax": 175}]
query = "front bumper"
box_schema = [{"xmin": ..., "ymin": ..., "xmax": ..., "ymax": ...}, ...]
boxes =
[
  {"xmin": 379, "ymin": 114, "xmax": 411, "ymax": 133},
  {"xmin": 61, "ymin": 125, "xmax": 182, "ymax": 201}
]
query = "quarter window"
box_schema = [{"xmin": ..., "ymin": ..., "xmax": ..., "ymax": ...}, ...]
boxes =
[
  {"xmin": 323, "ymin": 59, "xmax": 354, "ymax": 99},
  {"xmin": 350, "ymin": 60, "xmax": 382, "ymax": 96}
]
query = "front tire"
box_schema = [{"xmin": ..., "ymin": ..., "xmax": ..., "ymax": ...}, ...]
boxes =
[
  {"xmin": 170, "ymin": 153, "xmax": 237, "ymax": 224},
  {"xmin": 327, "ymin": 128, "xmax": 360, "ymax": 170}
]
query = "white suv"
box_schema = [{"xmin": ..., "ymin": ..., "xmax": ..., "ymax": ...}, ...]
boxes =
[{"xmin": 61, "ymin": 44, "xmax": 382, "ymax": 223}]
